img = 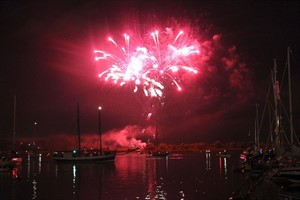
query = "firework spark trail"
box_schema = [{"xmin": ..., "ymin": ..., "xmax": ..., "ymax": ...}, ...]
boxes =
[{"xmin": 94, "ymin": 28, "xmax": 200, "ymax": 98}]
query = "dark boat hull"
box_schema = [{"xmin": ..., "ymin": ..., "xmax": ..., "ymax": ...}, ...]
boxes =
[
  {"xmin": 52, "ymin": 153, "xmax": 116, "ymax": 163},
  {"xmin": 152, "ymin": 151, "xmax": 169, "ymax": 157}
]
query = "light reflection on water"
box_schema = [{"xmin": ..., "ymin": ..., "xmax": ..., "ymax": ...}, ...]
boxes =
[
  {"xmin": 0, "ymin": 151, "xmax": 286, "ymax": 200},
  {"xmin": 205, "ymin": 150, "xmax": 211, "ymax": 170},
  {"xmin": 72, "ymin": 164, "xmax": 76, "ymax": 196},
  {"xmin": 144, "ymin": 156, "xmax": 168, "ymax": 199},
  {"xmin": 218, "ymin": 157, "xmax": 228, "ymax": 177},
  {"xmin": 38, "ymin": 155, "xmax": 42, "ymax": 174},
  {"xmin": 32, "ymin": 179, "xmax": 37, "ymax": 199}
]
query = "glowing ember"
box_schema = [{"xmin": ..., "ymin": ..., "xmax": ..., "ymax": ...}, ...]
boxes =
[{"xmin": 94, "ymin": 27, "xmax": 200, "ymax": 98}]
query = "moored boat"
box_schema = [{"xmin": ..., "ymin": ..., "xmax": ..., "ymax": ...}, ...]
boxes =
[
  {"xmin": 10, "ymin": 155, "xmax": 22, "ymax": 166},
  {"xmin": 276, "ymin": 166, "xmax": 300, "ymax": 184},
  {"xmin": 0, "ymin": 164, "xmax": 11, "ymax": 172},
  {"xmin": 52, "ymin": 104, "xmax": 116, "ymax": 163},
  {"xmin": 0, "ymin": 150, "xmax": 22, "ymax": 169},
  {"xmin": 52, "ymin": 150, "xmax": 116, "ymax": 163},
  {"xmin": 151, "ymin": 125, "xmax": 168, "ymax": 158},
  {"xmin": 6, "ymin": 95, "xmax": 23, "ymax": 166},
  {"xmin": 0, "ymin": 157, "xmax": 16, "ymax": 171},
  {"xmin": 152, "ymin": 151, "xmax": 169, "ymax": 157}
]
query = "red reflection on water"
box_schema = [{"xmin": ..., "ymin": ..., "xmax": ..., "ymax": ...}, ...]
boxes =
[
  {"xmin": 147, "ymin": 158, "xmax": 156, "ymax": 198},
  {"xmin": 218, "ymin": 157, "xmax": 222, "ymax": 176},
  {"xmin": 12, "ymin": 168, "xmax": 18, "ymax": 179}
]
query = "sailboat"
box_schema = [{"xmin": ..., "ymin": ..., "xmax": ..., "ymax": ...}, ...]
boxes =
[
  {"xmin": 239, "ymin": 104, "xmax": 266, "ymax": 172},
  {"xmin": 2, "ymin": 95, "xmax": 23, "ymax": 167},
  {"xmin": 232, "ymin": 48, "xmax": 300, "ymax": 198},
  {"xmin": 0, "ymin": 95, "xmax": 22, "ymax": 172},
  {"xmin": 239, "ymin": 48, "xmax": 300, "ymax": 174},
  {"xmin": 151, "ymin": 125, "xmax": 168, "ymax": 157},
  {"xmin": 266, "ymin": 47, "xmax": 300, "ymax": 184},
  {"xmin": 242, "ymin": 47, "xmax": 300, "ymax": 184},
  {"xmin": 52, "ymin": 104, "xmax": 116, "ymax": 163},
  {"xmin": 11, "ymin": 95, "xmax": 23, "ymax": 166}
]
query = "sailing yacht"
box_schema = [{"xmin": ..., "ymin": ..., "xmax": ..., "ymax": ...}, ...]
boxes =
[
  {"xmin": 10, "ymin": 95, "xmax": 23, "ymax": 166},
  {"xmin": 52, "ymin": 104, "xmax": 116, "ymax": 163},
  {"xmin": 264, "ymin": 47, "xmax": 300, "ymax": 184},
  {"xmin": 239, "ymin": 48, "xmax": 300, "ymax": 179},
  {"xmin": 151, "ymin": 126, "xmax": 168, "ymax": 157}
]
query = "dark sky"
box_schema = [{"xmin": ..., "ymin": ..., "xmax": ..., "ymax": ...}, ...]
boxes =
[{"xmin": 1, "ymin": 0, "xmax": 300, "ymax": 149}]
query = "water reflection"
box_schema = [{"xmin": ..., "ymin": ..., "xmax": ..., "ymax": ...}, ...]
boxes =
[
  {"xmin": 218, "ymin": 157, "xmax": 228, "ymax": 177},
  {"xmin": 54, "ymin": 161, "xmax": 116, "ymax": 200},
  {"xmin": 165, "ymin": 156, "xmax": 169, "ymax": 170},
  {"xmin": 32, "ymin": 179, "xmax": 37, "ymax": 199},
  {"xmin": 38, "ymin": 155, "xmax": 42, "ymax": 174},
  {"xmin": 26, "ymin": 154, "xmax": 42, "ymax": 179},
  {"xmin": 205, "ymin": 150, "xmax": 211, "ymax": 170},
  {"xmin": 72, "ymin": 165, "xmax": 76, "ymax": 195},
  {"xmin": 219, "ymin": 157, "xmax": 222, "ymax": 176},
  {"xmin": 1, "ymin": 152, "xmax": 288, "ymax": 199},
  {"xmin": 145, "ymin": 156, "xmax": 168, "ymax": 200},
  {"xmin": 224, "ymin": 157, "xmax": 228, "ymax": 175},
  {"xmin": 27, "ymin": 154, "xmax": 31, "ymax": 178},
  {"xmin": 54, "ymin": 163, "xmax": 80, "ymax": 199},
  {"xmin": 26, "ymin": 154, "xmax": 41, "ymax": 200},
  {"xmin": 11, "ymin": 168, "xmax": 19, "ymax": 179}
]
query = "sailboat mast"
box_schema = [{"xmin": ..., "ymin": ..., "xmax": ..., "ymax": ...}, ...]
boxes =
[
  {"xmin": 272, "ymin": 59, "xmax": 280, "ymax": 147},
  {"xmin": 13, "ymin": 95, "xmax": 16, "ymax": 151},
  {"xmin": 155, "ymin": 124, "xmax": 159, "ymax": 151},
  {"xmin": 77, "ymin": 103, "xmax": 81, "ymax": 153},
  {"xmin": 287, "ymin": 47, "xmax": 294, "ymax": 144},
  {"xmin": 254, "ymin": 118, "xmax": 257, "ymax": 151},
  {"xmin": 255, "ymin": 103, "xmax": 260, "ymax": 151},
  {"xmin": 98, "ymin": 106, "xmax": 102, "ymax": 155}
]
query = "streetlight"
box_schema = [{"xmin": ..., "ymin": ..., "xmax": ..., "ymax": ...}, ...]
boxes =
[{"xmin": 98, "ymin": 106, "xmax": 102, "ymax": 155}]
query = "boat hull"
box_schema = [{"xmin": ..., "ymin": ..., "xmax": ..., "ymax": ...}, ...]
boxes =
[
  {"xmin": 52, "ymin": 153, "xmax": 116, "ymax": 163},
  {"xmin": 278, "ymin": 167, "xmax": 300, "ymax": 184},
  {"xmin": 0, "ymin": 160, "xmax": 16, "ymax": 171},
  {"xmin": 152, "ymin": 151, "xmax": 169, "ymax": 157},
  {"xmin": 11, "ymin": 157, "xmax": 23, "ymax": 166}
]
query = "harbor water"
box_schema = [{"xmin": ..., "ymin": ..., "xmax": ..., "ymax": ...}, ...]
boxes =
[{"xmin": 0, "ymin": 151, "xmax": 290, "ymax": 200}]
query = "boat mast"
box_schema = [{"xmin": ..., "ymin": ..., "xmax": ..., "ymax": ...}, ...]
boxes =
[
  {"xmin": 13, "ymin": 95, "xmax": 16, "ymax": 151},
  {"xmin": 77, "ymin": 103, "xmax": 81, "ymax": 154},
  {"xmin": 156, "ymin": 126, "xmax": 158, "ymax": 151},
  {"xmin": 254, "ymin": 118, "xmax": 257, "ymax": 152},
  {"xmin": 98, "ymin": 106, "xmax": 102, "ymax": 155},
  {"xmin": 272, "ymin": 59, "xmax": 281, "ymax": 147},
  {"xmin": 255, "ymin": 104, "xmax": 260, "ymax": 151},
  {"xmin": 287, "ymin": 47, "xmax": 294, "ymax": 144}
]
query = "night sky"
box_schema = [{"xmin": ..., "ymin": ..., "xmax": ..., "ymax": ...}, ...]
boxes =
[{"xmin": 1, "ymin": 0, "xmax": 300, "ymax": 149}]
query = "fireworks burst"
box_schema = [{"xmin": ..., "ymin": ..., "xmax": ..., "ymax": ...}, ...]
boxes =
[{"xmin": 94, "ymin": 27, "xmax": 200, "ymax": 98}]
